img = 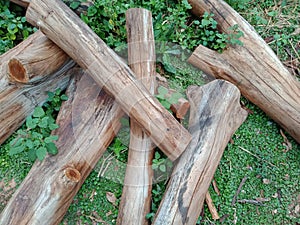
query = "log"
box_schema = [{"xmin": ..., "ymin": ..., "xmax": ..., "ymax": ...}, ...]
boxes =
[
  {"xmin": 0, "ymin": 32, "xmax": 74, "ymax": 145},
  {"xmin": 7, "ymin": 30, "xmax": 70, "ymax": 83},
  {"xmin": 187, "ymin": 0, "xmax": 300, "ymax": 143},
  {"xmin": 153, "ymin": 80, "xmax": 247, "ymax": 224},
  {"xmin": 117, "ymin": 8, "xmax": 155, "ymax": 225},
  {"xmin": 25, "ymin": 0, "xmax": 191, "ymax": 161},
  {"xmin": 0, "ymin": 70, "xmax": 124, "ymax": 225}
]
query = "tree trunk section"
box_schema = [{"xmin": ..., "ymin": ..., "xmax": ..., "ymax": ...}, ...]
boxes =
[
  {"xmin": 0, "ymin": 33, "xmax": 74, "ymax": 145},
  {"xmin": 25, "ymin": 0, "xmax": 191, "ymax": 161},
  {"xmin": 0, "ymin": 70, "xmax": 125, "ymax": 225},
  {"xmin": 187, "ymin": 0, "xmax": 300, "ymax": 143},
  {"xmin": 153, "ymin": 80, "xmax": 247, "ymax": 225},
  {"xmin": 117, "ymin": 8, "xmax": 155, "ymax": 225}
]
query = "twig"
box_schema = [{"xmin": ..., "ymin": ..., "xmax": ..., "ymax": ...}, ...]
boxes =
[
  {"xmin": 231, "ymin": 176, "xmax": 247, "ymax": 206},
  {"xmin": 205, "ymin": 191, "xmax": 220, "ymax": 220},
  {"xmin": 238, "ymin": 146, "xmax": 276, "ymax": 167},
  {"xmin": 212, "ymin": 179, "xmax": 220, "ymax": 196},
  {"xmin": 237, "ymin": 199, "xmax": 265, "ymax": 206}
]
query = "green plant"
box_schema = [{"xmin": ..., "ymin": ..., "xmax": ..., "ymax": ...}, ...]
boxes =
[
  {"xmin": 8, "ymin": 89, "xmax": 68, "ymax": 161},
  {"xmin": 155, "ymin": 86, "xmax": 183, "ymax": 110}
]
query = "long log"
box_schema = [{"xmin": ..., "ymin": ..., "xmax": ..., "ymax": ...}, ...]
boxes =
[
  {"xmin": 0, "ymin": 32, "xmax": 74, "ymax": 145},
  {"xmin": 117, "ymin": 8, "xmax": 155, "ymax": 225},
  {"xmin": 25, "ymin": 0, "xmax": 191, "ymax": 161},
  {"xmin": 0, "ymin": 70, "xmax": 124, "ymax": 225},
  {"xmin": 187, "ymin": 0, "xmax": 300, "ymax": 143},
  {"xmin": 153, "ymin": 80, "xmax": 247, "ymax": 224}
]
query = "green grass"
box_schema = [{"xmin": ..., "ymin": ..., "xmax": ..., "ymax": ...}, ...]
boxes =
[{"xmin": 0, "ymin": 0, "xmax": 299, "ymax": 224}]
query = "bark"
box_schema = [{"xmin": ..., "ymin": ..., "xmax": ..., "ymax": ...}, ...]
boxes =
[
  {"xmin": 187, "ymin": 0, "xmax": 300, "ymax": 143},
  {"xmin": 0, "ymin": 70, "xmax": 124, "ymax": 225},
  {"xmin": 0, "ymin": 33, "xmax": 74, "ymax": 145},
  {"xmin": 25, "ymin": 0, "xmax": 191, "ymax": 161},
  {"xmin": 117, "ymin": 8, "xmax": 155, "ymax": 225},
  {"xmin": 153, "ymin": 80, "xmax": 247, "ymax": 225}
]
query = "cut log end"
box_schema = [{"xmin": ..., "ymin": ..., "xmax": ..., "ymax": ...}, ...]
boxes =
[
  {"xmin": 64, "ymin": 167, "xmax": 81, "ymax": 183},
  {"xmin": 8, "ymin": 59, "xmax": 27, "ymax": 83}
]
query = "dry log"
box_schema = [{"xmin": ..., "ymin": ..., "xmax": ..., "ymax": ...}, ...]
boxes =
[
  {"xmin": 0, "ymin": 32, "xmax": 74, "ymax": 145},
  {"xmin": 153, "ymin": 80, "xmax": 247, "ymax": 224},
  {"xmin": 205, "ymin": 191, "xmax": 220, "ymax": 220},
  {"xmin": 187, "ymin": 0, "xmax": 300, "ymax": 143},
  {"xmin": 0, "ymin": 70, "xmax": 124, "ymax": 225},
  {"xmin": 117, "ymin": 8, "xmax": 155, "ymax": 225},
  {"xmin": 25, "ymin": 0, "xmax": 191, "ymax": 161},
  {"xmin": 170, "ymin": 97, "xmax": 190, "ymax": 120}
]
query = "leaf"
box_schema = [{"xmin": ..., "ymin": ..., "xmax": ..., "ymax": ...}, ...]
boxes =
[
  {"xmin": 46, "ymin": 142, "xmax": 58, "ymax": 155},
  {"xmin": 33, "ymin": 106, "xmax": 45, "ymax": 118},
  {"xmin": 60, "ymin": 94, "xmax": 68, "ymax": 101},
  {"xmin": 157, "ymin": 86, "xmax": 168, "ymax": 97},
  {"xmin": 44, "ymin": 135, "xmax": 58, "ymax": 143},
  {"xmin": 38, "ymin": 116, "xmax": 49, "ymax": 128},
  {"xmin": 49, "ymin": 123, "xmax": 59, "ymax": 131},
  {"xmin": 106, "ymin": 192, "xmax": 117, "ymax": 206},
  {"xmin": 28, "ymin": 148, "xmax": 37, "ymax": 161},
  {"xmin": 159, "ymin": 164, "xmax": 166, "ymax": 172},
  {"xmin": 88, "ymin": 6, "xmax": 98, "ymax": 17},
  {"xmin": 36, "ymin": 147, "xmax": 47, "ymax": 161},
  {"xmin": 70, "ymin": 1, "xmax": 80, "ymax": 9},
  {"xmin": 25, "ymin": 139, "xmax": 33, "ymax": 148},
  {"xmin": 9, "ymin": 145, "xmax": 25, "ymax": 156}
]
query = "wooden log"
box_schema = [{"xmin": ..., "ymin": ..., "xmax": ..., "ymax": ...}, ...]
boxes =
[
  {"xmin": 7, "ymin": 30, "xmax": 70, "ymax": 83},
  {"xmin": 0, "ymin": 33, "xmax": 74, "ymax": 145},
  {"xmin": 0, "ymin": 70, "xmax": 124, "ymax": 225},
  {"xmin": 205, "ymin": 191, "xmax": 220, "ymax": 220},
  {"xmin": 153, "ymin": 80, "xmax": 247, "ymax": 225},
  {"xmin": 117, "ymin": 8, "xmax": 155, "ymax": 225},
  {"xmin": 25, "ymin": 0, "xmax": 192, "ymax": 161},
  {"xmin": 187, "ymin": 0, "xmax": 300, "ymax": 143}
]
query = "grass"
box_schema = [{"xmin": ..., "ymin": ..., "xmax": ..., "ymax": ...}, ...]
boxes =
[{"xmin": 0, "ymin": 0, "xmax": 299, "ymax": 224}]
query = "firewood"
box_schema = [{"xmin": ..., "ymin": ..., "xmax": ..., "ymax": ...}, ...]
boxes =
[
  {"xmin": 117, "ymin": 8, "xmax": 155, "ymax": 225},
  {"xmin": 187, "ymin": 0, "xmax": 300, "ymax": 143},
  {"xmin": 153, "ymin": 80, "xmax": 247, "ymax": 225},
  {"xmin": 0, "ymin": 70, "xmax": 124, "ymax": 225},
  {"xmin": 25, "ymin": 0, "xmax": 192, "ymax": 161}
]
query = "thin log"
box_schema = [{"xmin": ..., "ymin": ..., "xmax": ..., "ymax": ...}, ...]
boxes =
[
  {"xmin": 117, "ymin": 8, "xmax": 155, "ymax": 225},
  {"xmin": 205, "ymin": 191, "xmax": 220, "ymax": 220},
  {"xmin": 0, "ymin": 32, "xmax": 74, "ymax": 145},
  {"xmin": 25, "ymin": 0, "xmax": 191, "ymax": 161},
  {"xmin": 153, "ymin": 80, "xmax": 247, "ymax": 225},
  {"xmin": 0, "ymin": 70, "xmax": 124, "ymax": 225},
  {"xmin": 187, "ymin": 0, "xmax": 300, "ymax": 143}
]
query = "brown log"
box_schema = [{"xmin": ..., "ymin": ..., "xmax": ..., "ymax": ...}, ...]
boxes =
[
  {"xmin": 25, "ymin": 0, "xmax": 191, "ymax": 161},
  {"xmin": 117, "ymin": 8, "xmax": 155, "ymax": 225},
  {"xmin": 0, "ymin": 70, "xmax": 124, "ymax": 225},
  {"xmin": 205, "ymin": 191, "xmax": 220, "ymax": 220},
  {"xmin": 187, "ymin": 0, "xmax": 300, "ymax": 143},
  {"xmin": 0, "ymin": 33, "xmax": 74, "ymax": 145},
  {"xmin": 170, "ymin": 97, "xmax": 190, "ymax": 120},
  {"xmin": 7, "ymin": 30, "xmax": 70, "ymax": 83},
  {"xmin": 153, "ymin": 80, "xmax": 247, "ymax": 225}
]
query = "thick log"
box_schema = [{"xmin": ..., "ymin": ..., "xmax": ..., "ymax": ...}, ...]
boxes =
[
  {"xmin": 25, "ymin": 0, "xmax": 191, "ymax": 161},
  {"xmin": 117, "ymin": 8, "xmax": 155, "ymax": 225},
  {"xmin": 187, "ymin": 0, "xmax": 300, "ymax": 143},
  {"xmin": 0, "ymin": 70, "xmax": 124, "ymax": 225},
  {"xmin": 7, "ymin": 30, "xmax": 70, "ymax": 83},
  {"xmin": 153, "ymin": 80, "xmax": 247, "ymax": 225},
  {"xmin": 0, "ymin": 33, "xmax": 74, "ymax": 145}
]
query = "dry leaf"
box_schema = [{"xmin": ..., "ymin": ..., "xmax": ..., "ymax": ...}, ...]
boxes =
[
  {"xmin": 280, "ymin": 129, "xmax": 292, "ymax": 152},
  {"xmin": 106, "ymin": 192, "xmax": 117, "ymax": 206}
]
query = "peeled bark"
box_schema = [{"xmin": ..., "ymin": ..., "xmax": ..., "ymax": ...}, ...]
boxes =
[
  {"xmin": 188, "ymin": 0, "xmax": 300, "ymax": 143},
  {"xmin": 0, "ymin": 33, "xmax": 74, "ymax": 144},
  {"xmin": 0, "ymin": 70, "xmax": 124, "ymax": 225},
  {"xmin": 117, "ymin": 8, "xmax": 155, "ymax": 225},
  {"xmin": 25, "ymin": 0, "xmax": 191, "ymax": 161},
  {"xmin": 153, "ymin": 80, "xmax": 247, "ymax": 225}
]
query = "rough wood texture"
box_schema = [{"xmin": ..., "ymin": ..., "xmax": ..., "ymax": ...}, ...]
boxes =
[
  {"xmin": 117, "ymin": 8, "xmax": 155, "ymax": 225},
  {"xmin": 188, "ymin": 0, "xmax": 300, "ymax": 143},
  {"xmin": 0, "ymin": 70, "xmax": 124, "ymax": 225},
  {"xmin": 26, "ymin": 0, "xmax": 191, "ymax": 161},
  {"xmin": 0, "ymin": 33, "xmax": 74, "ymax": 145},
  {"xmin": 7, "ymin": 30, "xmax": 70, "ymax": 83},
  {"xmin": 153, "ymin": 80, "xmax": 247, "ymax": 225}
]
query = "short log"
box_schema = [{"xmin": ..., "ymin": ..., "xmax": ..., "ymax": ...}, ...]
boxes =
[
  {"xmin": 0, "ymin": 70, "xmax": 124, "ymax": 225},
  {"xmin": 153, "ymin": 80, "xmax": 247, "ymax": 224},
  {"xmin": 25, "ymin": 0, "xmax": 191, "ymax": 160},
  {"xmin": 188, "ymin": 0, "xmax": 300, "ymax": 143},
  {"xmin": 117, "ymin": 8, "xmax": 155, "ymax": 225}
]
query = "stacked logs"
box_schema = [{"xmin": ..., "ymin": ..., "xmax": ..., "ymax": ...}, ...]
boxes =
[{"xmin": 0, "ymin": 0, "xmax": 299, "ymax": 224}]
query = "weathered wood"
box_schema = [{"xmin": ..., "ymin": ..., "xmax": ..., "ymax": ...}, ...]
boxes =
[
  {"xmin": 153, "ymin": 80, "xmax": 247, "ymax": 225},
  {"xmin": 187, "ymin": 0, "xmax": 300, "ymax": 143},
  {"xmin": 0, "ymin": 33, "xmax": 74, "ymax": 145},
  {"xmin": 26, "ymin": 0, "xmax": 191, "ymax": 161},
  {"xmin": 7, "ymin": 31, "xmax": 70, "ymax": 83},
  {"xmin": 205, "ymin": 191, "xmax": 220, "ymax": 220},
  {"xmin": 170, "ymin": 97, "xmax": 190, "ymax": 120},
  {"xmin": 0, "ymin": 70, "xmax": 124, "ymax": 225},
  {"xmin": 117, "ymin": 8, "xmax": 155, "ymax": 225}
]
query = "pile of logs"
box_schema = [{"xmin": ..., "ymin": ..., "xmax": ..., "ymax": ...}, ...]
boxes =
[{"xmin": 0, "ymin": 0, "xmax": 299, "ymax": 224}]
